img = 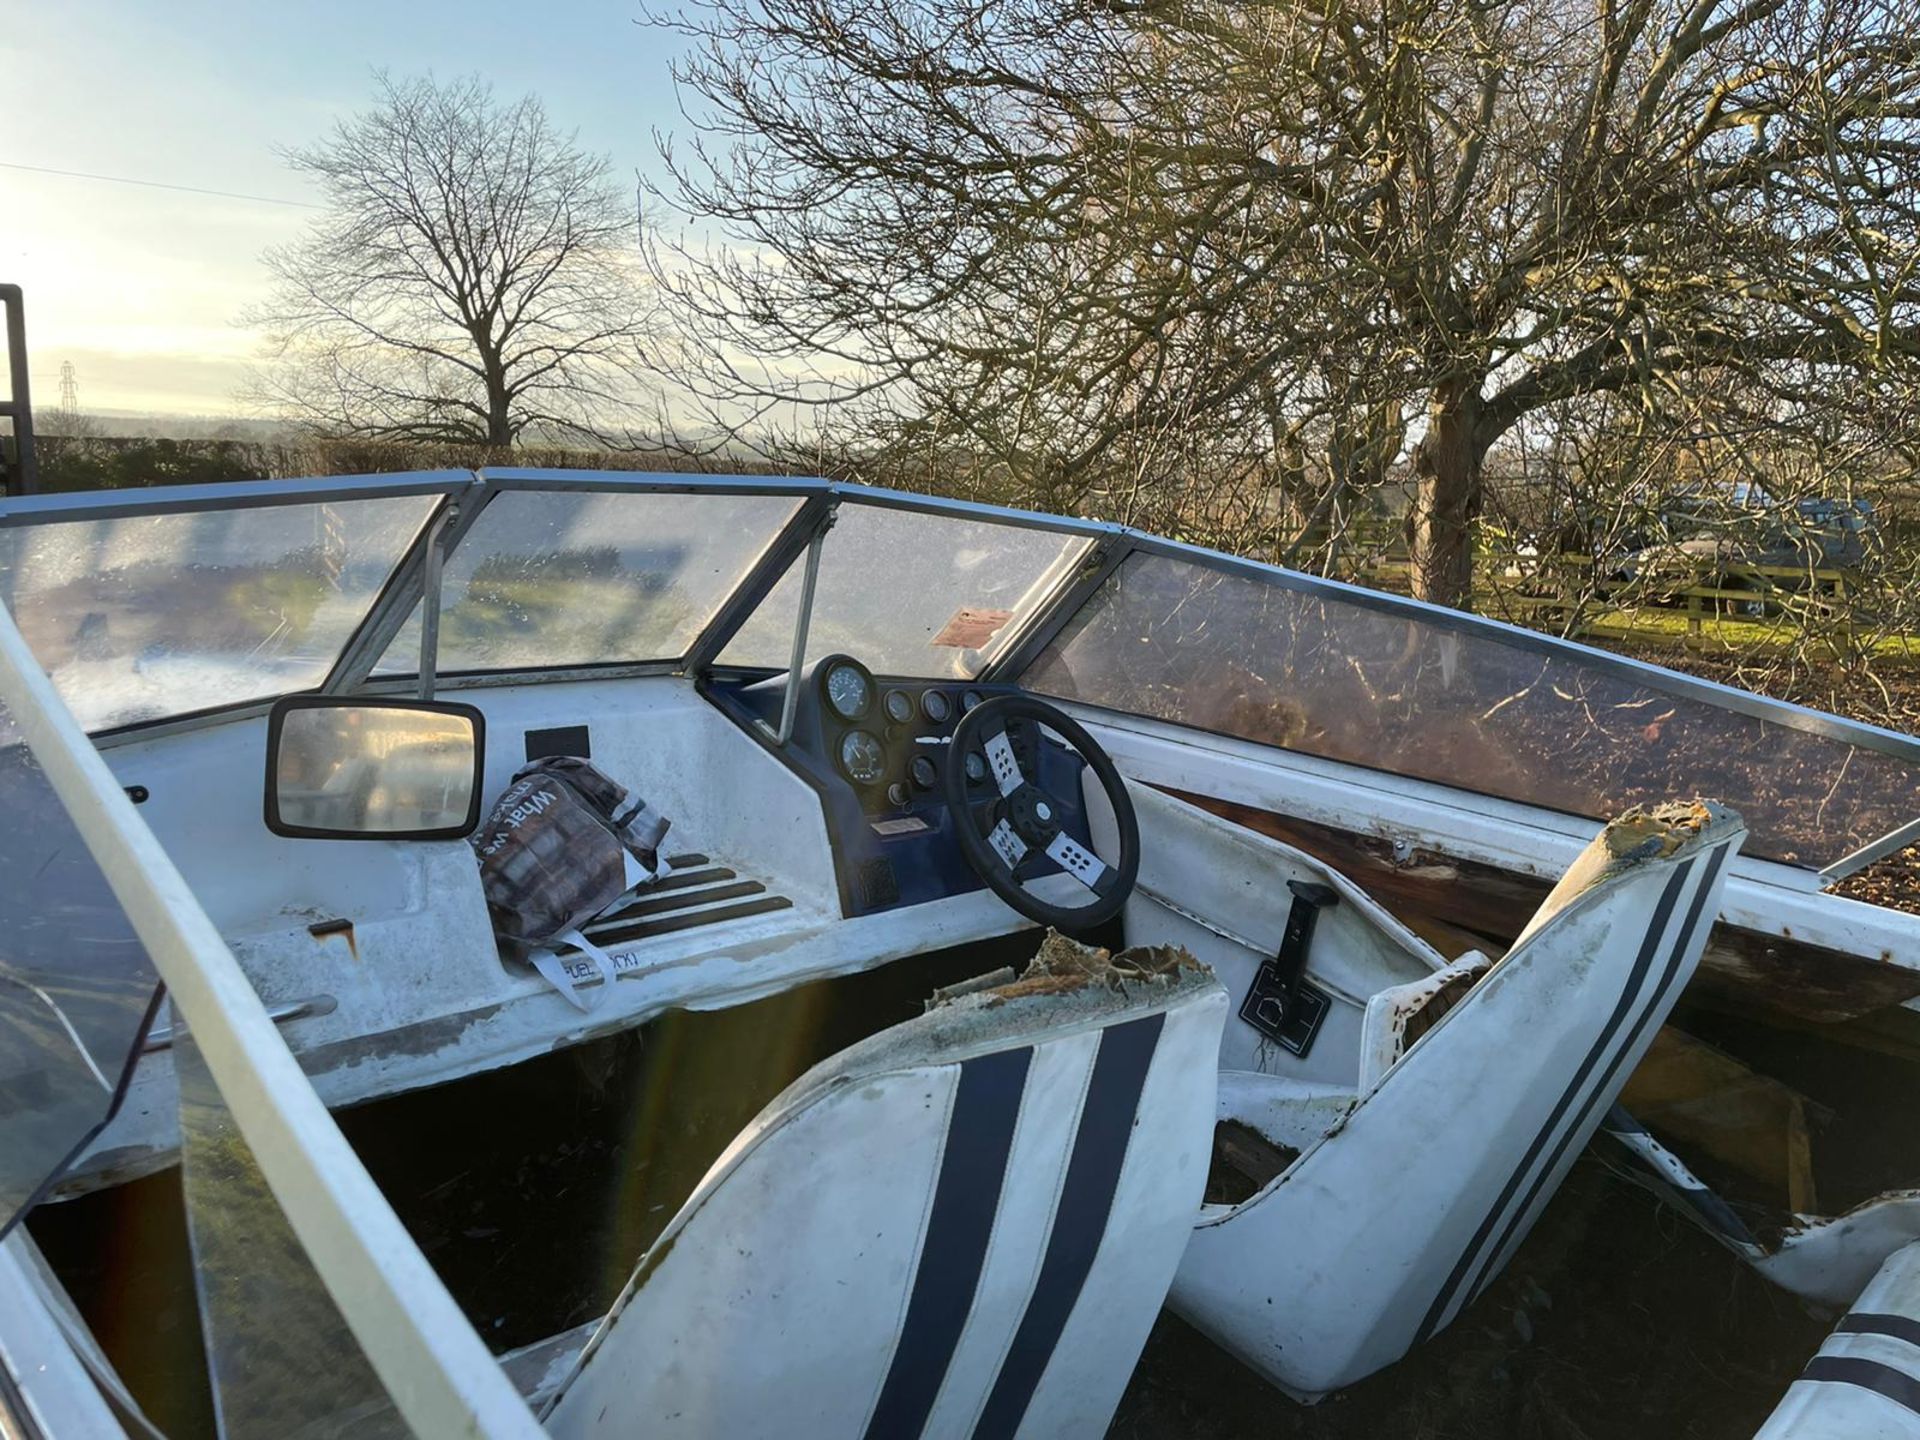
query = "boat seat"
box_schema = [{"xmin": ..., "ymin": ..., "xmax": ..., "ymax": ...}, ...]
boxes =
[
  {"xmin": 1171, "ymin": 801, "xmax": 1745, "ymax": 1398},
  {"xmin": 1756, "ymin": 1238, "xmax": 1920, "ymax": 1439},
  {"xmin": 1357, "ymin": 950, "xmax": 1494, "ymax": 1092},
  {"xmin": 541, "ymin": 941, "xmax": 1228, "ymax": 1440}
]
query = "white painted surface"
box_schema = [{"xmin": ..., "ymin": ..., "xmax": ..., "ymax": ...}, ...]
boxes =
[
  {"xmin": 1757, "ymin": 1194, "xmax": 1920, "ymax": 1306},
  {"xmin": 1073, "ymin": 704, "xmax": 1920, "ymax": 987},
  {"xmin": 0, "ymin": 1234, "xmax": 123, "ymax": 1439},
  {"xmin": 1110, "ymin": 784, "xmax": 1442, "ymax": 1086},
  {"xmin": 70, "ymin": 673, "xmax": 1064, "ymax": 1179},
  {"xmin": 1170, "ymin": 812, "xmax": 1743, "ymax": 1397},
  {"xmin": 1756, "ymin": 1240, "xmax": 1920, "ymax": 1438}
]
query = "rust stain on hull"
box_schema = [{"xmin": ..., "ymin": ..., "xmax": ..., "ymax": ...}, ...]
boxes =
[{"xmin": 308, "ymin": 917, "xmax": 360, "ymax": 962}]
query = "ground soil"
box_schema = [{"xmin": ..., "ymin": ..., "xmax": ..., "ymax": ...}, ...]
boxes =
[{"xmin": 1114, "ymin": 1153, "xmax": 1829, "ymax": 1440}]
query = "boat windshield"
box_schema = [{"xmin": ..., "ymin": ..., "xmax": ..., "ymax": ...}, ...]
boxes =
[
  {"xmin": 0, "ymin": 493, "xmax": 439, "ymax": 732},
  {"xmin": 720, "ymin": 501, "xmax": 1091, "ymax": 678},
  {"xmin": 4, "ymin": 470, "xmax": 1917, "ymax": 875},
  {"xmin": 374, "ymin": 488, "xmax": 805, "ymax": 675},
  {"xmin": 1023, "ymin": 552, "xmax": 1920, "ymax": 870}
]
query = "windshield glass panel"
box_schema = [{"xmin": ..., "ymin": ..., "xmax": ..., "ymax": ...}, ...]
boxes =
[
  {"xmin": 1024, "ymin": 553, "xmax": 1920, "ymax": 868},
  {"xmin": 0, "ymin": 496, "xmax": 438, "ymax": 732},
  {"xmin": 376, "ymin": 489, "xmax": 803, "ymax": 673},
  {"xmin": 721, "ymin": 502, "xmax": 1089, "ymax": 678},
  {"xmin": 0, "ymin": 694, "xmax": 161, "ymax": 1239}
]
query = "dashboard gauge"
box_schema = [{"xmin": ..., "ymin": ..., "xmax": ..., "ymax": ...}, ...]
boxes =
[
  {"xmin": 838, "ymin": 729, "xmax": 886, "ymax": 786},
  {"xmin": 824, "ymin": 661, "xmax": 873, "ymax": 720},
  {"xmin": 887, "ymin": 781, "xmax": 911, "ymax": 808},
  {"xmin": 909, "ymin": 754, "xmax": 939, "ymax": 790},
  {"xmin": 963, "ymin": 751, "xmax": 988, "ymax": 786},
  {"xmin": 884, "ymin": 688, "xmax": 915, "ymax": 724},
  {"xmin": 960, "ymin": 689, "xmax": 985, "ymax": 713},
  {"xmin": 920, "ymin": 689, "xmax": 952, "ymax": 724}
]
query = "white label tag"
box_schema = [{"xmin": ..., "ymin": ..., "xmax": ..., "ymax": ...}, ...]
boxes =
[
  {"xmin": 530, "ymin": 949, "xmax": 593, "ymax": 1012},
  {"xmin": 621, "ymin": 849, "xmax": 656, "ymax": 891}
]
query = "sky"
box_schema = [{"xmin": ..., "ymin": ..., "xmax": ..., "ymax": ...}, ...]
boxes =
[{"xmin": 0, "ymin": 0, "xmax": 688, "ymax": 418}]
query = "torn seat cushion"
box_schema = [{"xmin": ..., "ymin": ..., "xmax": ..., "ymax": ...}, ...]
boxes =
[{"xmin": 1357, "ymin": 952, "xmax": 1493, "ymax": 1092}]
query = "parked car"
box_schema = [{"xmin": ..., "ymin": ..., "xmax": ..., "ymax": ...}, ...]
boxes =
[{"xmin": 1610, "ymin": 490, "xmax": 1880, "ymax": 616}]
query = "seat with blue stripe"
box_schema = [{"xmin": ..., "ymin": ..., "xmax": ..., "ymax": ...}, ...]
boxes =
[
  {"xmin": 1171, "ymin": 799, "xmax": 1746, "ymax": 1398},
  {"xmin": 1756, "ymin": 1238, "xmax": 1920, "ymax": 1440},
  {"xmin": 541, "ymin": 945, "xmax": 1227, "ymax": 1440}
]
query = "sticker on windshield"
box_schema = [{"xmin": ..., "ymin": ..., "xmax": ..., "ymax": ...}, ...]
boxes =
[{"xmin": 931, "ymin": 607, "xmax": 1013, "ymax": 649}]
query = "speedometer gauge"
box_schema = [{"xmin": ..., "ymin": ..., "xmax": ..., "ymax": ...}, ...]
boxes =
[
  {"xmin": 838, "ymin": 729, "xmax": 886, "ymax": 786},
  {"xmin": 824, "ymin": 661, "xmax": 872, "ymax": 720}
]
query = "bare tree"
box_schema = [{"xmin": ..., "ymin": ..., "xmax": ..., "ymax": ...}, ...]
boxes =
[
  {"xmin": 247, "ymin": 73, "xmax": 652, "ymax": 446},
  {"xmin": 647, "ymin": 0, "xmax": 1920, "ymax": 605}
]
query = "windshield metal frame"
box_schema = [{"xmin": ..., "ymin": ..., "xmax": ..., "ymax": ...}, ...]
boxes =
[{"xmin": 0, "ymin": 469, "xmax": 472, "ymax": 527}]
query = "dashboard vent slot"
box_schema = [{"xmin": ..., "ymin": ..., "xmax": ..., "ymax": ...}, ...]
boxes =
[{"xmin": 854, "ymin": 857, "xmax": 900, "ymax": 910}]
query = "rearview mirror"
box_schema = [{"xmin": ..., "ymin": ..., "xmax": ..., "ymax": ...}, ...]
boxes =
[{"xmin": 265, "ymin": 698, "xmax": 485, "ymax": 840}]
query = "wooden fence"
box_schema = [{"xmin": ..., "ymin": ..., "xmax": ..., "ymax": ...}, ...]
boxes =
[{"xmin": 1343, "ymin": 545, "xmax": 1901, "ymax": 658}]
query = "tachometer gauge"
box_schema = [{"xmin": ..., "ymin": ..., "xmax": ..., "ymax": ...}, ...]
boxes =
[
  {"xmin": 884, "ymin": 688, "xmax": 915, "ymax": 724},
  {"xmin": 921, "ymin": 689, "xmax": 952, "ymax": 723},
  {"xmin": 838, "ymin": 729, "xmax": 886, "ymax": 786},
  {"xmin": 824, "ymin": 661, "xmax": 872, "ymax": 720}
]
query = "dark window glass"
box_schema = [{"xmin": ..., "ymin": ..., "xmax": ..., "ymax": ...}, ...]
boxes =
[{"xmin": 1025, "ymin": 553, "xmax": 1920, "ymax": 868}]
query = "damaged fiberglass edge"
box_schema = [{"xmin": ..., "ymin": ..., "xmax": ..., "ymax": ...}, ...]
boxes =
[{"xmin": 2, "ymin": 469, "xmax": 1919, "ymax": 877}]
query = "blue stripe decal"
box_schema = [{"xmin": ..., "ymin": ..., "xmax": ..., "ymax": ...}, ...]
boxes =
[
  {"xmin": 1413, "ymin": 858, "xmax": 1693, "ymax": 1345},
  {"xmin": 1839, "ymin": 1313, "xmax": 1920, "ymax": 1350},
  {"xmin": 1801, "ymin": 1355, "xmax": 1920, "ymax": 1416},
  {"xmin": 863, "ymin": 1046, "xmax": 1033, "ymax": 1440},
  {"xmin": 970, "ymin": 1012, "xmax": 1165, "ymax": 1440},
  {"xmin": 1459, "ymin": 845, "xmax": 1727, "ymax": 1310}
]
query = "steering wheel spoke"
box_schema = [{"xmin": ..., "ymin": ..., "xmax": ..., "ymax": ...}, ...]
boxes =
[
  {"xmin": 985, "ymin": 817, "xmax": 1029, "ymax": 871},
  {"xmin": 1044, "ymin": 832, "xmax": 1116, "ymax": 897},
  {"xmin": 981, "ymin": 724, "xmax": 1026, "ymax": 797}
]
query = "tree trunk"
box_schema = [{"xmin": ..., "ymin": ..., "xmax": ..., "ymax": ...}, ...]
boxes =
[
  {"xmin": 485, "ymin": 384, "xmax": 512, "ymax": 446},
  {"xmin": 481, "ymin": 344, "xmax": 512, "ymax": 446},
  {"xmin": 1408, "ymin": 380, "xmax": 1488, "ymax": 609}
]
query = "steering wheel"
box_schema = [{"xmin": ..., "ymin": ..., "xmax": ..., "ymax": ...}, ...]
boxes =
[{"xmin": 944, "ymin": 694, "xmax": 1140, "ymax": 931}]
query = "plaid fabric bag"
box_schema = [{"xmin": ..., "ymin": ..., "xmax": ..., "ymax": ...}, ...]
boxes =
[{"xmin": 471, "ymin": 756, "xmax": 671, "ymax": 1009}]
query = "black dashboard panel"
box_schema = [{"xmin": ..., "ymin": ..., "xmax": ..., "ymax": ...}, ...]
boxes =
[{"xmin": 703, "ymin": 656, "xmax": 1094, "ymax": 918}]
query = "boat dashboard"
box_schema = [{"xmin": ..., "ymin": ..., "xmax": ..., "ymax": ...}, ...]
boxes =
[{"xmin": 704, "ymin": 654, "xmax": 1098, "ymax": 918}]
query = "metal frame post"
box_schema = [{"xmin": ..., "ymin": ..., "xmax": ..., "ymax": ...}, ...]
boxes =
[
  {"xmin": 418, "ymin": 504, "xmax": 454, "ymax": 701},
  {"xmin": 773, "ymin": 517, "xmax": 832, "ymax": 745},
  {"xmin": 0, "ymin": 285, "xmax": 38, "ymax": 497}
]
